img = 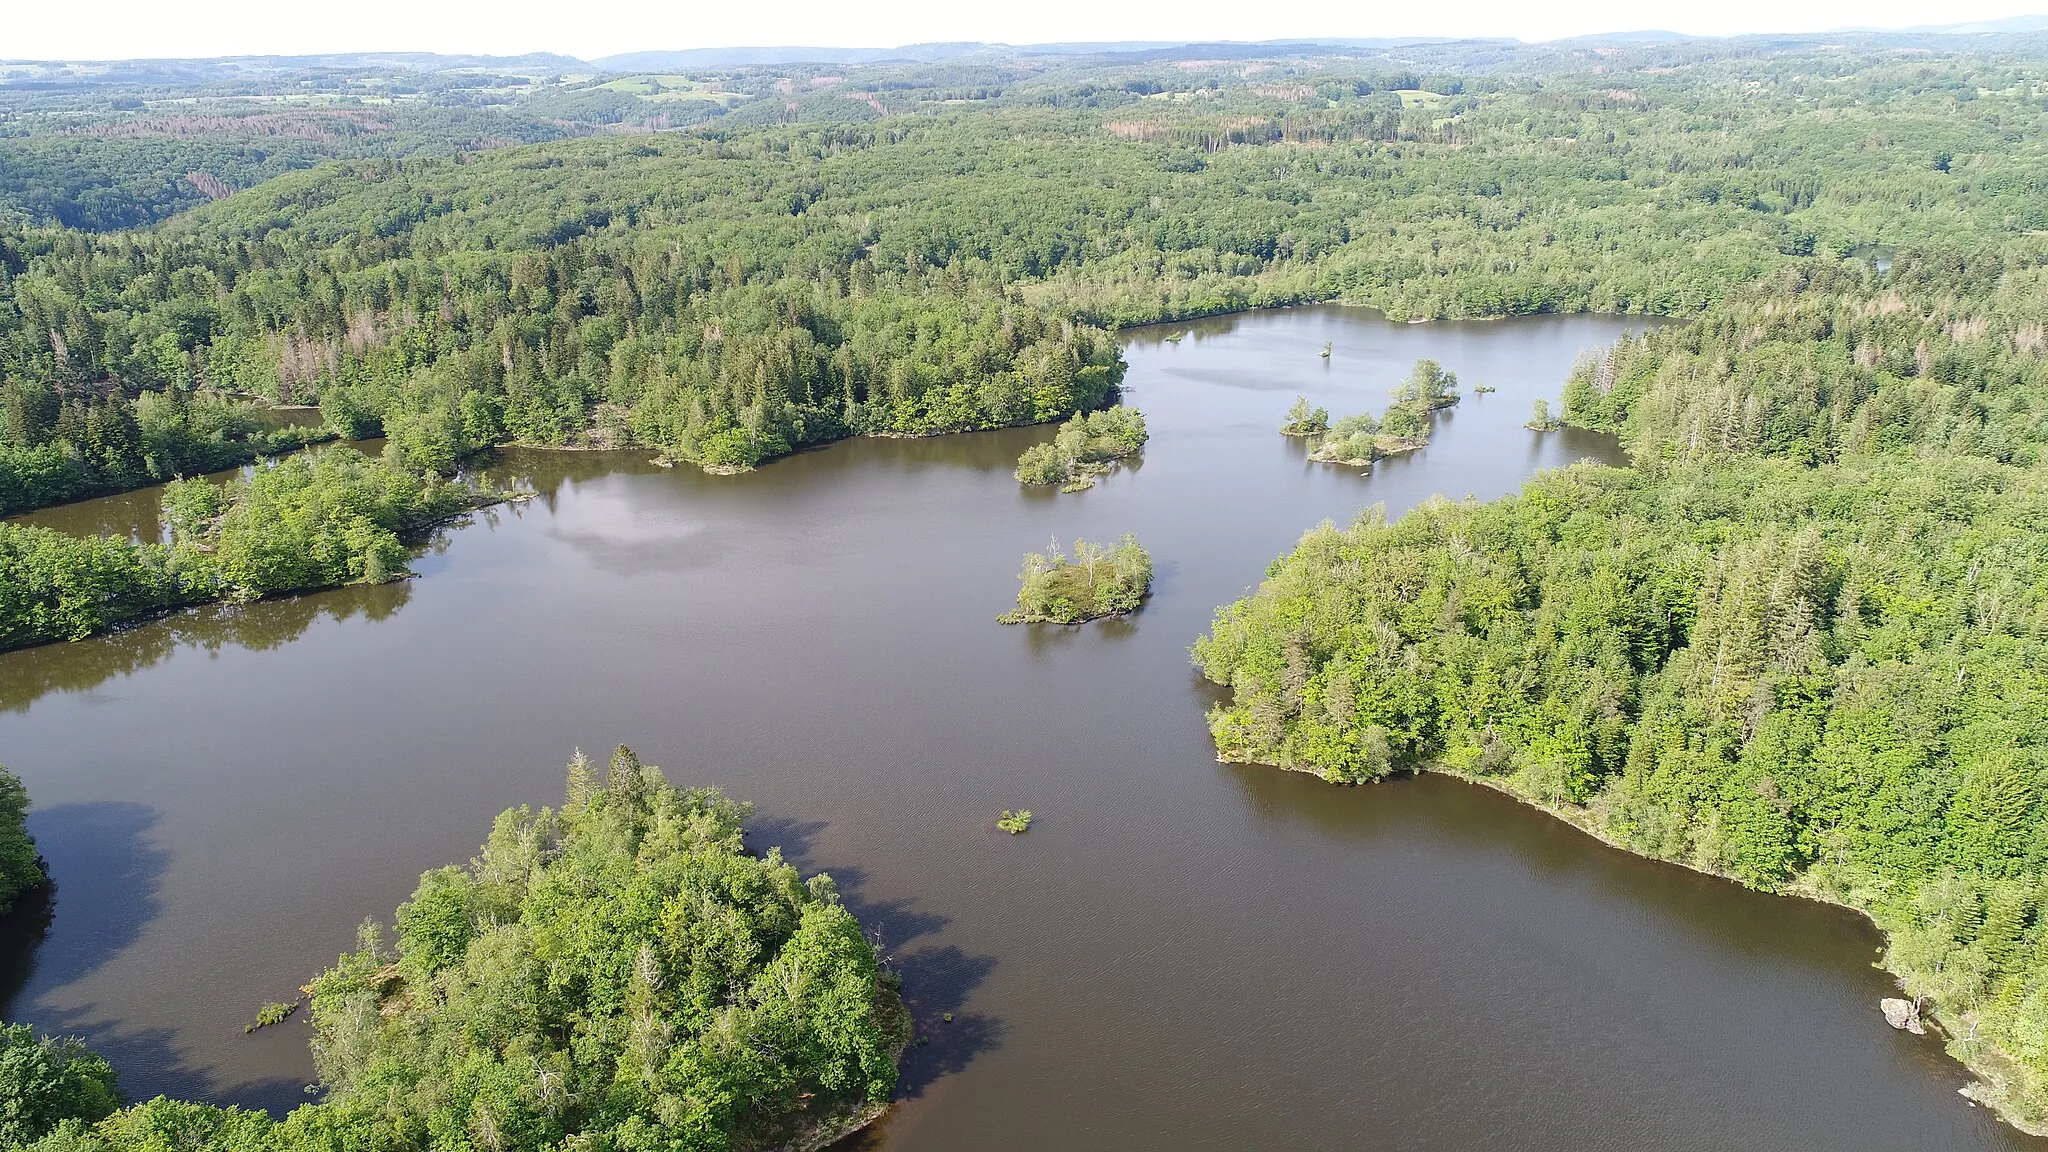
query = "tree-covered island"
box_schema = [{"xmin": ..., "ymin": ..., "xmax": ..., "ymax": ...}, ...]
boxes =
[
  {"xmin": 1014, "ymin": 407, "xmax": 1148, "ymax": 492},
  {"xmin": 0, "ymin": 749, "xmax": 909, "ymax": 1152},
  {"xmin": 1295, "ymin": 359, "xmax": 1461, "ymax": 466},
  {"xmin": 1000, "ymin": 534, "xmax": 1152, "ymax": 624}
]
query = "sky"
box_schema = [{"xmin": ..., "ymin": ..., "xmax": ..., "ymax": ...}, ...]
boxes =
[{"xmin": 6, "ymin": 0, "xmax": 2046, "ymax": 62}]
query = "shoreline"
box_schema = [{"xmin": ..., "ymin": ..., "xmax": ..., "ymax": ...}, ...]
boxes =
[
  {"xmin": 997, "ymin": 606, "xmax": 1138, "ymax": 625},
  {"xmin": 0, "ymin": 490, "xmax": 528, "ymax": 656},
  {"xmin": 1220, "ymin": 750, "xmax": 2048, "ymax": 1138},
  {"xmin": 5, "ymin": 301, "xmax": 1673, "ymax": 520}
]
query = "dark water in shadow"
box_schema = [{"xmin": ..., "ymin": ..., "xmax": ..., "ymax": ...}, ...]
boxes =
[{"xmin": 0, "ymin": 306, "xmax": 2033, "ymax": 1149}]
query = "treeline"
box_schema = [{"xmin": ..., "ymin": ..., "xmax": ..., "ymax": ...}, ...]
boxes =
[
  {"xmin": 0, "ymin": 385, "xmax": 331, "ymax": 515},
  {"xmin": 0, "ymin": 764, "xmax": 46, "ymax": 915},
  {"xmin": 1195, "ymin": 255, "xmax": 2048, "ymax": 1127},
  {"xmin": 1564, "ymin": 250, "xmax": 2048, "ymax": 468},
  {"xmin": 1, "ymin": 749, "xmax": 906, "ymax": 1151},
  {"xmin": 5, "ymin": 46, "xmax": 2044, "ymax": 514},
  {"xmin": 0, "ymin": 142, "xmax": 1129, "ymax": 510},
  {"xmin": 0, "ymin": 448, "xmax": 488, "ymax": 651}
]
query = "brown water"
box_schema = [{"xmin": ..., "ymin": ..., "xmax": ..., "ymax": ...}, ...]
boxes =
[{"xmin": 1, "ymin": 306, "xmax": 2034, "ymax": 1150}]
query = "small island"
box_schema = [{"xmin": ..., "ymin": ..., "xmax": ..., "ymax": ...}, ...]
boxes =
[
  {"xmin": 999, "ymin": 533, "xmax": 1152, "ymax": 624},
  {"xmin": 1526, "ymin": 398, "xmax": 1562, "ymax": 430},
  {"xmin": 1015, "ymin": 406, "xmax": 1148, "ymax": 492},
  {"xmin": 998, "ymin": 810, "xmax": 1033, "ymax": 834},
  {"xmin": 1307, "ymin": 413, "xmax": 1387, "ymax": 466},
  {"xmin": 1391, "ymin": 358, "xmax": 1461, "ymax": 418},
  {"xmin": 1280, "ymin": 395, "xmax": 1330, "ymax": 436},
  {"xmin": 1298, "ymin": 359, "xmax": 1462, "ymax": 467}
]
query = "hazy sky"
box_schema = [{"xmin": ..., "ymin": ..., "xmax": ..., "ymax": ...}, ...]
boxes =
[{"xmin": 8, "ymin": 0, "xmax": 2045, "ymax": 62}]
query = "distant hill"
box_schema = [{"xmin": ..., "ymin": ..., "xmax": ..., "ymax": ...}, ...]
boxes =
[
  {"xmin": 10, "ymin": 17, "xmax": 2048, "ymax": 80},
  {"xmin": 593, "ymin": 42, "xmax": 1228, "ymax": 71},
  {"xmin": 1900, "ymin": 14, "xmax": 2048, "ymax": 33},
  {"xmin": 0, "ymin": 51, "xmax": 588, "ymax": 83},
  {"xmin": 1547, "ymin": 30, "xmax": 1695, "ymax": 47},
  {"xmin": 593, "ymin": 37, "xmax": 1494, "ymax": 71},
  {"xmin": 589, "ymin": 22, "xmax": 2048, "ymax": 72}
]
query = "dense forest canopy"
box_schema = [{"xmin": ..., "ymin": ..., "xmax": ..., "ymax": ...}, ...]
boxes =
[{"xmin": 5, "ymin": 41, "xmax": 2048, "ymax": 510}]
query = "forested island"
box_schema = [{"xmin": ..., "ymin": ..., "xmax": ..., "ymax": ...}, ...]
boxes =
[
  {"xmin": 1293, "ymin": 359, "xmax": 1459, "ymax": 465},
  {"xmin": 0, "ymin": 750, "xmax": 907, "ymax": 1151},
  {"xmin": 1014, "ymin": 407, "xmax": 1147, "ymax": 491},
  {"xmin": 2, "ymin": 26, "xmax": 2048, "ymax": 1142},
  {"xmin": 1000, "ymin": 534, "xmax": 1152, "ymax": 624}
]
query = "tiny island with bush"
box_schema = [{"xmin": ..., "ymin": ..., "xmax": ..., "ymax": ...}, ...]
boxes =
[
  {"xmin": 1014, "ymin": 407, "xmax": 1148, "ymax": 492},
  {"xmin": 999, "ymin": 533, "xmax": 1152, "ymax": 624}
]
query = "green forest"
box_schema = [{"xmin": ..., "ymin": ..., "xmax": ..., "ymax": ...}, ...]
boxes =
[
  {"xmin": 4, "ymin": 25, "xmax": 2048, "ymax": 1143},
  {"xmin": 0, "ymin": 750, "xmax": 905, "ymax": 1152},
  {"xmin": 7, "ymin": 37, "xmax": 2046, "ymax": 519},
  {"xmin": 1196, "ymin": 251, "xmax": 2048, "ymax": 1123}
]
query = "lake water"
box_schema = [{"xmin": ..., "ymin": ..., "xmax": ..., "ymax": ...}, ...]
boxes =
[{"xmin": 2, "ymin": 305, "xmax": 2036, "ymax": 1151}]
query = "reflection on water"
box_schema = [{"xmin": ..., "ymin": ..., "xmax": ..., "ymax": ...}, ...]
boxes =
[
  {"xmin": 0, "ymin": 583, "xmax": 412, "ymax": 714},
  {"xmin": 0, "ymin": 307, "xmax": 2035, "ymax": 1150},
  {"xmin": 0, "ymin": 885, "xmax": 52, "ymax": 1015}
]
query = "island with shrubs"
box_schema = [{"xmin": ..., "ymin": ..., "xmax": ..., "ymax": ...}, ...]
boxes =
[
  {"xmin": 1291, "ymin": 360, "xmax": 1462, "ymax": 468},
  {"xmin": 1014, "ymin": 407, "xmax": 1148, "ymax": 493},
  {"xmin": 999, "ymin": 534, "xmax": 1152, "ymax": 623}
]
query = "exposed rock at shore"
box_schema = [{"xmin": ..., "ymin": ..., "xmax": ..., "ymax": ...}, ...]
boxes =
[{"xmin": 1882, "ymin": 997, "xmax": 1926, "ymax": 1034}]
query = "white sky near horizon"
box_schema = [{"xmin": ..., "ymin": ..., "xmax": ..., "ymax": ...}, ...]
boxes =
[{"xmin": 5, "ymin": 0, "xmax": 2046, "ymax": 63}]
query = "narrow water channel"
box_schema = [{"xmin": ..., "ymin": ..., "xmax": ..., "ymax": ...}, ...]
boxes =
[{"xmin": 1, "ymin": 306, "xmax": 2032, "ymax": 1151}]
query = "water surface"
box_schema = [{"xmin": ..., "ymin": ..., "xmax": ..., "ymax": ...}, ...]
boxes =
[{"xmin": 0, "ymin": 306, "xmax": 2031, "ymax": 1150}]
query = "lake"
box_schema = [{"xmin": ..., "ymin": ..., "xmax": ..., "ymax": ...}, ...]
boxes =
[{"xmin": 1, "ymin": 305, "xmax": 2035, "ymax": 1150}]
